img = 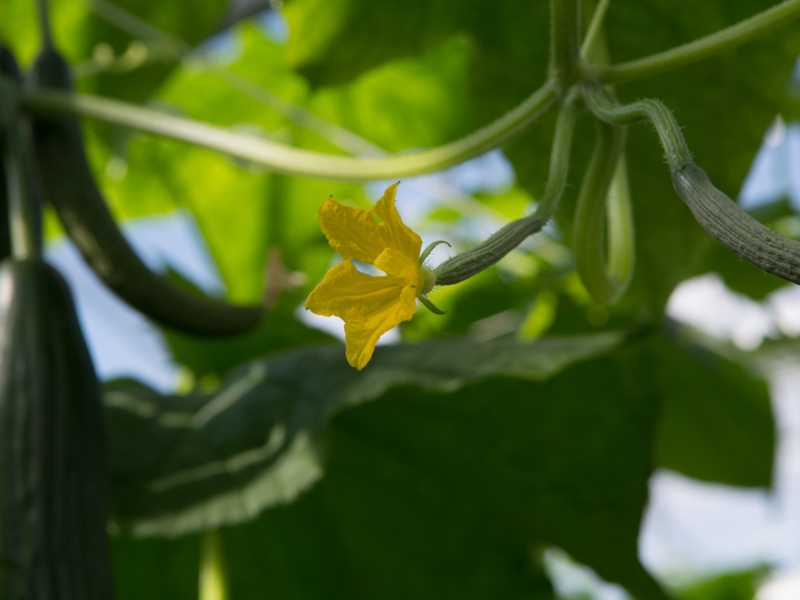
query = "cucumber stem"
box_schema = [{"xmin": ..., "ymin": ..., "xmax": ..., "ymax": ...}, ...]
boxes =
[
  {"xmin": 35, "ymin": 0, "xmax": 55, "ymax": 50},
  {"xmin": 550, "ymin": 0, "xmax": 583, "ymax": 91},
  {"xmin": 0, "ymin": 92, "xmax": 41, "ymax": 260}
]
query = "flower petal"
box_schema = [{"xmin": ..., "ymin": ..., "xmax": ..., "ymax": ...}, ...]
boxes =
[
  {"xmin": 373, "ymin": 183, "xmax": 422, "ymax": 263},
  {"xmin": 304, "ymin": 260, "xmax": 404, "ymax": 319},
  {"xmin": 374, "ymin": 248, "xmax": 422, "ymax": 286},
  {"xmin": 318, "ymin": 198, "xmax": 390, "ymax": 264},
  {"xmin": 345, "ymin": 285, "xmax": 417, "ymax": 370}
]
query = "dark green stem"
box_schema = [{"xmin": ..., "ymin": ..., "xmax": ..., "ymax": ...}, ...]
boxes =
[
  {"xmin": 36, "ymin": 0, "xmax": 55, "ymax": 50},
  {"xmin": 0, "ymin": 92, "xmax": 41, "ymax": 259},
  {"xmin": 550, "ymin": 0, "xmax": 583, "ymax": 90}
]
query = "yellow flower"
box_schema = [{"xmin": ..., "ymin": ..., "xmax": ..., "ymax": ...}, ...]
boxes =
[{"xmin": 305, "ymin": 183, "xmax": 437, "ymax": 370}]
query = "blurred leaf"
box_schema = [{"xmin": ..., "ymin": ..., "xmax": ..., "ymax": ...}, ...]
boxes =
[
  {"xmin": 654, "ymin": 332, "xmax": 775, "ymax": 488},
  {"xmin": 112, "ymin": 535, "xmax": 200, "ymax": 600},
  {"xmin": 106, "ymin": 332, "xmax": 674, "ymax": 598},
  {"xmin": 165, "ymin": 301, "xmax": 338, "ymax": 377},
  {"xmin": 1, "ymin": 0, "xmax": 227, "ymax": 101},
  {"xmin": 105, "ymin": 331, "xmax": 625, "ymax": 536},
  {"xmin": 677, "ymin": 568, "xmax": 765, "ymax": 600},
  {"xmin": 475, "ymin": 184, "xmax": 536, "ymax": 219},
  {"xmin": 305, "ymin": 35, "xmax": 473, "ymax": 152},
  {"xmin": 223, "ymin": 490, "xmax": 556, "ymax": 600}
]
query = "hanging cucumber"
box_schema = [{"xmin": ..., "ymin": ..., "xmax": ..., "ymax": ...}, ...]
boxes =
[
  {"xmin": 1, "ymin": 62, "xmax": 115, "ymax": 599},
  {"xmin": 26, "ymin": 47, "xmax": 264, "ymax": 337},
  {"xmin": 0, "ymin": 261, "xmax": 116, "ymax": 600}
]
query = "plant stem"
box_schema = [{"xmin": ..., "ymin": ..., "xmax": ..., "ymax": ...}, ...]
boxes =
[
  {"xmin": 533, "ymin": 93, "xmax": 581, "ymax": 221},
  {"xmin": 596, "ymin": 0, "xmax": 800, "ymax": 84},
  {"xmin": 581, "ymin": 0, "xmax": 612, "ymax": 60},
  {"xmin": 199, "ymin": 532, "xmax": 228, "ymax": 600},
  {"xmin": 550, "ymin": 0, "xmax": 583, "ymax": 90},
  {"xmin": 581, "ymin": 83, "xmax": 692, "ymax": 170},
  {"xmin": 15, "ymin": 80, "xmax": 557, "ymax": 182},
  {"xmin": 0, "ymin": 92, "xmax": 41, "ymax": 260},
  {"xmin": 434, "ymin": 95, "xmax": 580, "ymax": 286},
  {"xmin": 35, "ymin": 0, "xmax": 55, "ymax": 49},
  {"xmin": 573, "ymin": 121, "xmax": 628, "ymax": 304}
]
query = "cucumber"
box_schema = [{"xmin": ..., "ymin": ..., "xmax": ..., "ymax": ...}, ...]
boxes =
[
  {"xmin": 27, "ymin": 47, "xmax": 264, "ymax": 337},
  {"xmin": 0, "ymin": 259, "xmax": 115, "ymax": 599}
]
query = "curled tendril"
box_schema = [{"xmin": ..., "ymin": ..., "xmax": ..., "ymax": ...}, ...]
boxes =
[{"xmin": 573, "ymin": 121, "xmax": 634, "ymax": 304}]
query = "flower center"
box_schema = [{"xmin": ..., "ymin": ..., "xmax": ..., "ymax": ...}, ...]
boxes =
[{"xmin": 418, "ymin": 265, "xmax": 436, "ymax": 296}]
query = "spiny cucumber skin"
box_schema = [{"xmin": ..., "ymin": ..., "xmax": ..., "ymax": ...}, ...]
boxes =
[
  {"xmin": 673, "ymin": 163, "xmax": 800, "ymax": 284},
  {"xmin": 0, "ymin": 259, "xmax": 115, "ymax": 599}
]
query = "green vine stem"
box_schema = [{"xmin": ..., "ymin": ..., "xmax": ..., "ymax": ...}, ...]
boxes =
[
  {"xmin": 6, "ymin": 0, "xmax": 799, "ymax": 184},
  {"xmin": 573, "ymin": 121, "xmax": 630, "ymax": 304},
  {"xmin": 550, "ymin": 0, "xmax": 583, "ymax": 90},
  {"xmin": 11, "ymin": 80, "xmax": 557, "ymax": 183},
  {"xmin": 199, "ymin": 531, "xmax": 228, "ymax": 600},
  {"xmin": 580, "ymin": 0, "xmax": 612, "ymax": 61},
  {"xmin": 0, "ymin": 90, "xmax": 41, "ymax": 260},
  {"xmin": 584, "ymin": 82, "xmax": 800, "ymax": 285},
  {"xmin": 581, "ymin": 83, "xmax": 691, "ymax": 170},
  {"xmin": 576, "ymin": 6, "xmax": 635, "ymax": 303},
  {"xmin": 596, "ymin": 0, "xmax": 800, "ymax": 84},
  {"xmin": 36, "ymin": 0, "xmax": 55, "ymax": 50},
  {"xmin": 434, "ymin": 95, "xmax": 580, "ymax": 286}
]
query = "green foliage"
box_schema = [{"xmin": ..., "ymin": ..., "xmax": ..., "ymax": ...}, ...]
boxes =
[
  {"xmin": 104, "ymin": 329, "xmax": 776, "ymax": 598},
  {"xmin": 112, "ymin": 535, "xmax": 200, "ymax": 600},
  {"xmin": 2, "ymin": 0, "xmax": 797, "ymax": 596},
  {"xmin": 678, "ymin": 568, "xmax": 765, "ymax": 600},
  {"xmin": 654, "ymin": 332, "xmax": 774, "ymax": 488},
  {"xmin": 106, "ymin": 332, "xmax": 625, "ymax": 535},
  {"xmin": 107, "ymin": 332, "xmax": 672, "ymax": 598}
]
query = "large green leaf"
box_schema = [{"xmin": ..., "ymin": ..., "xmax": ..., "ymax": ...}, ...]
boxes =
[
  {"xmin": 105, "ymin": 332, "xmax": 625, "ymax": 536},
  {"xmin": 104, "ymin": 329, "xmax": 778, "ymax": 598},
  {"xmin": 266, "ymin": 354, "xmax": 660, "ymax": 598},
  {"xmin": 654, "ymin": 332, "xmax": 775, "ymax": 488},
  {"xmin": 112, "ymin": 536, "xmax": 200, "ymax": 600},
  {"xmin": 106, "ymin": 331, "xmax": 674, "ymax": 598}
]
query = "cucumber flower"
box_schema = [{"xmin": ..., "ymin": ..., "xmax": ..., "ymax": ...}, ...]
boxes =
[{"xmin": 305, "ymin": 183, "xmax": 444, "ymax": 370}]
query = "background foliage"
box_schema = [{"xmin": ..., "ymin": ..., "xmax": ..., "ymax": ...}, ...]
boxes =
[{"xmin": 2, "ymin": 0, "xmax": 799, "ymax": 597}]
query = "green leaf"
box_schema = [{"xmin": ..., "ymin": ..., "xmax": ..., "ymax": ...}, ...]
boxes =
[
  {"xmin": 112, "ymin": 535, "xmax": 200, "ymax": 600},
  {"xmin": 106, "ymin": 331, "xmax": 675, "ymax": 598},
  {"xmin": 105, "ymin": 331, "xmax": 625, "ymax": 536},
  {"xmin": 677, "ymin": 568, "xmax": 766, "ymax": 600},
  {"xmin": 654, "ymin": 332, "xmax": 775, "ymax": 488}
]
